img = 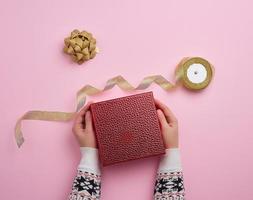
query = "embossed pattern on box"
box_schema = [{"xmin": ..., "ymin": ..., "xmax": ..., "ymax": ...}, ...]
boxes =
[{"xmin": 90, "ymin": 91, "xmax": 165, "ymax": 166}]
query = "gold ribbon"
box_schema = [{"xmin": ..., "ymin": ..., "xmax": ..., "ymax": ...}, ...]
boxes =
[{"xmin": 15, "ymin": 57, "xmax": 213, "ymax": 148}]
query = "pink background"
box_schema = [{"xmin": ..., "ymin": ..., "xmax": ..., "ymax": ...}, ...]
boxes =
[{"xmin": 0, "ymin": 0, "xmax": 253, "ymax": 199}]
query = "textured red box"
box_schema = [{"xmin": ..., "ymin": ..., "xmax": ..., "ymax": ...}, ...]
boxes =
[{"xmin": 90, "ymin": 91, "xmax": 165, "ymax": 166}]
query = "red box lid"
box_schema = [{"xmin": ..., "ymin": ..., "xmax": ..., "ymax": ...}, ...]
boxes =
[{"xmin": 90, "ymin": 91, "xmax": 165, "ymax": 166}]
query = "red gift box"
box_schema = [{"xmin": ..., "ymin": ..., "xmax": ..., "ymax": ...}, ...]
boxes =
[{"xmin": 90, "ymin": 91, "xmax": 165, "ymax": 166}]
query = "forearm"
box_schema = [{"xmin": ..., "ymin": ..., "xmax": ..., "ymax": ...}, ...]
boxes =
[
  {"xmin": 154, "ymin": 148, "xmax": 185, "ymax": 200},
  {"xmin": 69, "ymin": 147, "xmax": 101, "ymax": 200}
]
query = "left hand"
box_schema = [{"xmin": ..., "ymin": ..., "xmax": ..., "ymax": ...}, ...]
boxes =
[{"xmin": 72, "ymin": 102, "xmax": 97, "ymax": 148}]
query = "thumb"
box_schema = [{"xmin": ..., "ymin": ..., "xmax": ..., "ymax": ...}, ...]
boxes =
[
  {"xmin": 157, "ymin": 109, "xmax": 168, "ymax": 127},
  {"xmin": 85, "ymin": 111, "xmax": 93, "ymax": 130}
]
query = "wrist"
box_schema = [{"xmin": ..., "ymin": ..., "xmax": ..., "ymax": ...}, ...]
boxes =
[
  {"xmin": 165, "ymin": 144, "xmax": 178, "ymax": 148},
  {"xmin": 158, "ymin": 148, "xmax": 182, "ymax": 173},
  {"xmin": 78, "ymin": 147, "xmax": 101, "ymax": 175}
]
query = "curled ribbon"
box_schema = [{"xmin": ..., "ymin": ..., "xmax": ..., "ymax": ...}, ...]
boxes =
[{"xmin": 15, "ymin": 57, "xmax": 213, "ymax": 148}]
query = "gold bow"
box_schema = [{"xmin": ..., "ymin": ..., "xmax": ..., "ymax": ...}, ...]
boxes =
[{"xmin": 63, "ymin": 29, "xmax": 99, "ymax": 64}]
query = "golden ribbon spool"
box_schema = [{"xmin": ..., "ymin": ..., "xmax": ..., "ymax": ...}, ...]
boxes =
[
  {"xmin": 15, "ymin": 57, "xmax": 214, "ymax": 148},
  {"xmin": 176, "ymin": 57, "xmax": 213, "ymax": 90}
]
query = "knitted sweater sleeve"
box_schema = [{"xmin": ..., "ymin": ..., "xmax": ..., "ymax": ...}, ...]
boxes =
[
  {"xmin": 69, "ymin": 147, "xmax": 101, "ymax": 200},
  {"xmin": 154, "ymin": 148, "xmax": 185, "ymax": 200}
]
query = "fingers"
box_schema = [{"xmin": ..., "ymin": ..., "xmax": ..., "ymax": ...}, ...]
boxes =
[
  {"xmin": 157, "ymin": 109, "xmax": 170, "ymax": 146},
  {"xmin": 73, "ymin": 102, "xmax": 92, "ymax": 130},
  {"xmin": 155, "ymin": 99, "xmax": 177, "ymax": 124},
  {"xmin": 79, "ymin": 102, "xmax": 92, "ymax": 115},
  {"xmin": 85, "ymin": 111, "xmax": 93, "ymax": 130},
  {"xmin": 157, "ymin": 109, "xmax": 167, "ymax": 126}
]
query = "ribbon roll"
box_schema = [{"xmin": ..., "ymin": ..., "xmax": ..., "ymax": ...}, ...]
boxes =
[
  {"xmin": 15, "ymin": 57, "xmax": 214, "ymax": 148},
  {"xmin": 176, "ymin": 57, "xmax": 213, "ymax": 90}
]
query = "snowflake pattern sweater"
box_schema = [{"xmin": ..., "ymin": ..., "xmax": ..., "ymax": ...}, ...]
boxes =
[{"xmin": 69, "ymin": 147, "xmax": 185, "ymax": 200}]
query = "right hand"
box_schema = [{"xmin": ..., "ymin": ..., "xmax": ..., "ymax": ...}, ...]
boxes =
[{"xmin": 155, "ymin": 99, "xmax": 179, "ymax": 149}]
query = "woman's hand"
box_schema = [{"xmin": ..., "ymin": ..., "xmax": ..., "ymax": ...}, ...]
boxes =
[
  {"xmin": 72, "ymin": 102, "xmax": 97, "ymax": 148},
  {"xmin": 155, "ymin": 99, "xmax": 179, "ymax": 149}
]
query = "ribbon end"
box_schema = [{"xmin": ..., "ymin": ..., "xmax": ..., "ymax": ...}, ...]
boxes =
[
  {"xmin": 15, "ymin": 131, "xmax": 25, "ymax": 148},
  {"xmin": 17, "ymin": 137, "xmax": 25, "ymax": 148}
]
